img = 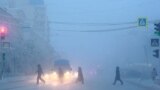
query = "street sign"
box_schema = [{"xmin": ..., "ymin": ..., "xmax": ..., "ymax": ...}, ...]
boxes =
[
  {"xmin": 154, "ymin": 23, "xmax": 160, "ymax": 31},
  {"xmin": 0, "ymin": 42, "xmax": 10, "ymax": 48},
  {"xmin": 138, "ymin": 18, "xmax": 148, "ymax": 27},
  {"xmin": 153, "ymin": 49, "xmax": 159, "ymax": 58},
  {"xmin": 151, "ymin": 39, "xmax": 159, "ymax": 47}
]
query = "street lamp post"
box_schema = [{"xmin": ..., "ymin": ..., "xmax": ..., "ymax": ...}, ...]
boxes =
[{"xmin": 0, "ymin": 26, "xmax": 7, "ymax": 80}]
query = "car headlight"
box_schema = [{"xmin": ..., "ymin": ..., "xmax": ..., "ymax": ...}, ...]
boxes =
[
  {"xmin": 51, "ymin": 72, "xmax": 58, "ymax": 79},
  {"xmin": 44, "ymin": 74, "xmax": 49, "ymax": 80},
  {"xmin": 64, "ymin": 71, "xmax": 71, "ymax": 79}
]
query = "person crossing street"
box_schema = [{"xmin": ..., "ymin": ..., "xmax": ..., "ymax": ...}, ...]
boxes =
[
  {"xmin": 113, "ymin": 66, "xmax": 123, "ymax": 85},
  {"xmin": 36, "ymin": 64, "xmax": 45, "ymax": 85}
]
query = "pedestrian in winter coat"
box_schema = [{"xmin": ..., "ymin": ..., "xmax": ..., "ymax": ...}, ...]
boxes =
[
  {"xmin": 113, "ymin": 66, "xmax": 123, "ymax": 85},
  {"xmin": 77, "ymin": 67, "xmax": 84, "ymax": 84},
  {"xmin": 152, "ymin": 68, "xmax": 158, "ymax": 80},
  {"xmin": 36, "ymin": 64, "xmax": 45, "ymax": 84}
]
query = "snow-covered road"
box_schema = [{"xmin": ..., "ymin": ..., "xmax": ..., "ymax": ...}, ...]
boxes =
[{"xmin": 1, "ymin": 75, "xmax": 159, "ymax": 90}]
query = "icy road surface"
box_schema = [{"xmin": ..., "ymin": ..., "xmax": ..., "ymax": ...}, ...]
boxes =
[{"xmin": 0, "ymin": 75, "xmax": 159, "ymax": 90}]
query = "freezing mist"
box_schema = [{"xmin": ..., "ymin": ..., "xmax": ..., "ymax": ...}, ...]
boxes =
[
  {"xmin": 45, "ymin": 0, "xmax": 160, "ymax": 79},
  {"xmin": 0, "ymin": 0, "xmax": 160, "ymax": 90}
]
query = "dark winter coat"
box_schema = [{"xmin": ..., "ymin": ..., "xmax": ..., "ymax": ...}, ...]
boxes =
[
  {"xmin": 78, "ymin": 67, "xmax": 84, "ymax": 81},
  {"xmin": 37, "ymin": 66, "xmax": 43, "ymax": 76},
  {"xmin": 115, "ymin": 67, "xmax": 121, "ymax": 80}
]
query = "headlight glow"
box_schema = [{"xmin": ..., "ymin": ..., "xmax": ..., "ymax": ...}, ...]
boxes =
[
  {"xmin": 43, "ymin": 71, "xmax": 78, "ymax": 85},
  {"xmin": 74, "ymin": 72, "xmax": 78, "ymax": 78},
  {"xmin": 52, "ymin": 72, "xmax": 58, "ymax": 79},
  {"xmin": 64, "ymin": 71, "xmax": 71, "ymax": 78}
]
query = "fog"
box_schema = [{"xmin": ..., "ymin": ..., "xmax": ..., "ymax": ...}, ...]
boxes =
[
  {"xmin": 44, "ymin": 0, "xmax": 160, "ymax": 78},
  {"xmin": 0, "ymin": 0, "xmax": 160, "ymax": 90},
  {"xmin": 0, "ymin": 0, "xmax": 159, "ymax": 82}
]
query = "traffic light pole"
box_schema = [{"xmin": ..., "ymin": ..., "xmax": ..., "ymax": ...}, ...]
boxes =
[
  {"xmin": 0, "ymin": 37, "xmax": 5, "ymax": 80},
  {"xmin": 0, "ymin": 26, "xmax": 7, "ymax": 80},
  {"xmin": 153, "ymin": 22, "xmax": 160, "ymax": 78}
]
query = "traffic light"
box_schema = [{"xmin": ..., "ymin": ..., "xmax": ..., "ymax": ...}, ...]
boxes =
[
  {"xmin": 154, "ymin": 23, "xmax": 160, "ymax": 36},
  {"xmin": 0, "ymin": 26, "xmax": 7, "ymax": 40},
  {"xmin": 153, "ymin": 49, "xmax": 159, "ymax": 58}
]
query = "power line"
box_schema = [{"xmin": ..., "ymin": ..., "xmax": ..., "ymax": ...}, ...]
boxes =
[
  {"xmin": 49, "ymin": 21, "xmax": 137, "ymax": 26},
  {"xmin": 49, "ymin": 20, "xmax": 160, "ymax": 26},
  {"xmin": 53, "ymin": 26, "xmax": 139, "ymax": 33}
]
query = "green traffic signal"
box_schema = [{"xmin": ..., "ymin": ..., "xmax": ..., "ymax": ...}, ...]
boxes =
[{"xmin": 154, "ymin": 31, "xmax": 160, "ymax": 36}]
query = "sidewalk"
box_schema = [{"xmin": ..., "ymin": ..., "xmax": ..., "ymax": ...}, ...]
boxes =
[
  {"xmin": 126, "ymin": 78, "xmax": 160, "ymax": 90},
  {"xmin": 0, "ymin": 75, "xmax": 35, "ymax": 84}
]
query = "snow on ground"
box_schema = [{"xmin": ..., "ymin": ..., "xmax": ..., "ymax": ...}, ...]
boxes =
[
  {"xmin": 1, "ymin": 74, "xmax": 160, "ymax": 90},
  {"xmin": 126, "ymin": 78, "xmax": 160, "ymax": 90}
]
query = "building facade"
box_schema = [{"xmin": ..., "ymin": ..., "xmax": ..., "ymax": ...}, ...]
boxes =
[
  {"xmin": 0, "ymin": 0, "xmax": 55, "ymax": 75},
  {"xmin": 0, "ymin": 7, "xmax": 21, "ymax": 77}
]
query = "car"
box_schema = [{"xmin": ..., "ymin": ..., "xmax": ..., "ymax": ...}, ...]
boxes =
[
  {"xmin": 44, "ymin": 59, "xmax": 78, "ymax": 85},
  {"xmin": 53, "ymin": 59, "xmax": 72, "ymax": 73}
]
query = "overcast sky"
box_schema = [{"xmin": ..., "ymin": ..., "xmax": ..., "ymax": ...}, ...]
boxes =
[{"xmin": 44, "ymin": 0, "xmax": 160, "ymax": 70}]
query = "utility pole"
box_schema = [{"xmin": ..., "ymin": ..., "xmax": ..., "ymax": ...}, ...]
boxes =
[{"xmin": 1, "ymin": 53, "xmax": 5, "ymax": 79}]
